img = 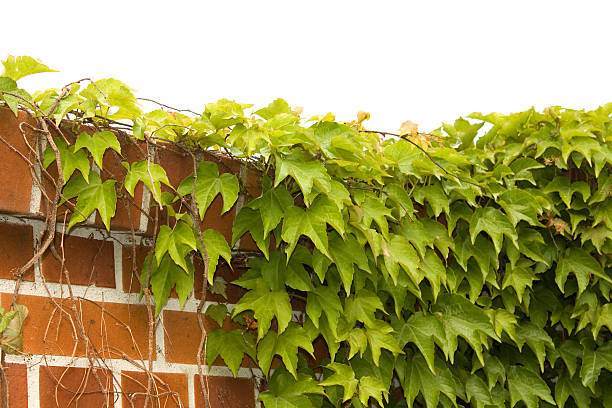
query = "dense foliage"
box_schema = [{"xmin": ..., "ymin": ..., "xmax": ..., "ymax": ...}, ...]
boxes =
[{"xmin": 1, "ymin": 56, "xmax": 612, "ymax": 407}]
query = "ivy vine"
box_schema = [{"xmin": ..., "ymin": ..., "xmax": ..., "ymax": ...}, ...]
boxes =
[{"xmin": 1, "ymin": 55, "xmax": 611, "ymax": 408}]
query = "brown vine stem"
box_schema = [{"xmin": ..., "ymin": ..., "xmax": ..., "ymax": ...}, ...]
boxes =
[
  {"xmin": 142, "ymin": 207, "xmax": 159, "ymax": 408},
  {"xmin": 189, "ymin": 151, "xmax": 211, "ymax": 408},
  {"xmin": 50, "ymin": 242, "xmax": 108, "ymax": 405},
  {"xmin": 10, "ymin": 118, "xmax": 62, "ymax": 307},
  {"xmin": 145, "ymin": 135, "xmax": 212, "ymax": 406},
  {"xmin": 360, "ymin": 129, "xmax": 484, "ymax": 189},
  {"xmin": 137, "ymin": 97, "xmax": 199, "ymax": 116}
]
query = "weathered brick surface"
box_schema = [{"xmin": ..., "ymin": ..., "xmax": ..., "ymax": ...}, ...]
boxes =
[
  {"xmin": 201, "ymin": 196, "xmax": 236, "ymax": 245},
  {"xmin": 38, "ymin": 366, "xmax": 113, "ymax": 407},
  {"xmin": 195, "ymin": 375, "xmax": 255, "ymax": 408},
  {"xmin": 121, "ymin": 371, "xmax": 188, "ymax": 408},
  {"xmin": 0, "ymin": 111, "xmax": 261, "ymax": 407},
  {"xmin": 0, "ymin": 108, "xmax": 36, "ymax": 214},
  {"xmin": 1, "ymin": 294, "xmax": 152, "ymax": 359},
  {"xmin": 41, "ymin": 234, "xmax": 115, "ymax": 287},
  {"xmin": 4, "ymin": 363, "xmax": 28, "ymax": 408},
  {"xmin": 163, "ymin": 311, "xmax": 257, "ymax": 368},
  {"xmin": 122, "ymin": 244, "xmax": 151, "ymax": 293},
  {"xmin": 0, "ymin": 222, "xmax": 34, "ymax": 281}
]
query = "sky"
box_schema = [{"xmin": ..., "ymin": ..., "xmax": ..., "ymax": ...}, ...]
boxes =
[{"xmin": 2, "ymin": 0, "xmax": 611, "ymax": 132}]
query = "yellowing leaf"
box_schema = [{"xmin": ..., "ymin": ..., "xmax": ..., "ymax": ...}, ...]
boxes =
[{"xmin": 399, "ymin": 120, "xmax": 418, "ymax": 136}]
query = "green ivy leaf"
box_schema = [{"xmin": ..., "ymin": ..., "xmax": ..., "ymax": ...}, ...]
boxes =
[
  {"xmin": 502, "ymin": 260, "xmax": 538, "ymax": 301},
  {"xmin": 274, "ymin": 151, "xmax": 331, "ymax": 205},
  {"xmin": 358, "ymin": 376, "xmax": 388, "ymax": 407},
  {"xmin": 413, "ymin": 183, "xmax": 450, "ymax": 218},
  {"xmin": 74, "ymin": 131, "xmax": 121, "ymax": 169},
  {"xmin": 393, "ymin": 312, "xmax": 446, "ymax": 374},
  {"xmin": 319, "ymin": 363, "xmax": 358, "ymax": 402},
  {"xmin": 177, "ymin": 161, "xmax": 239, "ymax": 217},
  {"xmin": 246, "ymin": 178, "xmax": 293, "ymax": 237},
  {"xmin": 200, "ymin": 228, "xmax": 232, "ymax": 284},
  {"xmin": 345, "ymin": 289, "xmax": 385, "ymax": 329},
  {"xmin": 0, "ymin": 77, "xmax": 20, "ymax": 115},
  {"xmin": 281, "ymin": 196, "xmax": 343, "ymax": 259},
  {"xmin": 232, "ymin": 282, "xmax": 292, "ymax": 340},
  {"xmin": 498, "ymin": 189, "xmax": 542, "ymax": 227},
  {"xmin": 442, "ymin": 117, "xmax": 484, "ymax": 148},
  {"xmin": 465, "ymin": 375, "xmax": 498, "ymax": 408},
  {"xmin": 507, "ymin": 365, "xmax": 554, "ymax": 408},
  {"xmin": 470, "ymin": 207, "xmax": 518, "ymax": 254},
  {"xmin": 44, "ymin": 137, "xmax": 91, "ymax": 184},
  {"xmin": 396, "ymin": 352, "xmax": 457, "ymax": 408},
  {"xmin": 558, "ymin": 340, "xmax": 582, "ymax": 377},
  {"xmin": 232, "ymin": 207, "xmax": 270, "ymax": 259},
  {"xmin": 329, "ymin": 233, "xmax": 369, "ymax": 294},
  {"xmin": 61, "ymin": 172, "xmax": 116, "ymax": 230},
  {"xmin": 1, "ymin": 55, "xmax": 57, "ymax": 80},
  {"xmin": 386, "ymin": 234, "xmax": 421, "ymax": 286},
  {"xmin": 365, "ymin": 320, "xmax": 403, "ymax": 365},
  {"xmin": 580, "ymin": 342, "xmax": 612, "ymax": 389},
  {"xmin": 258, "ymin": 366, "xmax": 325, "ymax": 408},
  {"xmin": 257, "ymin": 323, "xmax": 314, "ymax": 378},
  {"xmin": 357, "ymin": 194, "xmax": 394, "ymax": 239},
  {"xmin": 555, "ymin": 247, "xmax": 610, "ymax": 295},
  {"xmin": 543, "ymin": 176, "xmax": 591, "ymax": 208},
  {"xmin": 0, "ymin": 305, "xmax": 27, "ymax": 354},
  {"xmin": 206, "ymin": 329, "xmax": 256, "ymax": 377},
  {"xmin": 306, "ymin": 285, "xmax": 342, "ymax": 337},
  {"xmin": 205, "ymin": 304, "xmax": 228, "ymax": 327},
  {"xmin": 142, "ymin": 253, "xmax": 194, "ymax": 315},
  {"xmin": 432, "ymin": 294, "xmax": 498, "ymax": 365},
  {"xmin": 155, "ymin": 221, "xmax": 197, "ymax": 273},
  {"xmin": 122, "ymin": 160, "xmax": 171, "ymax": 202},
  {"xmin": 555, "ymin": 371, "xmax": 592, "ymax": 408},
  {"xmin": 515, "ymin": 322, "xmax": 555, "ymax": 372}
]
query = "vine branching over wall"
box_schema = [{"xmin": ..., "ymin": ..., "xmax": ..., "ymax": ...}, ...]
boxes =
[{"xmin": 1, "ymin": 55, "xmax": 611, "ymax": 408}]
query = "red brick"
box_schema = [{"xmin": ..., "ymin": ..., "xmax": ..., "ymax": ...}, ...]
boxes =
[
  {"xmin": 0, "ymin": 108, "xmax": 37, "ymax": 214},
  {"xmin": 4, "ymin": 363, "xmax": 27, "ymax": 408},
  {"xmin": 1, "ymin": 294, "xmax": 153, "ymax": 360},
  {"xmin": 39, "ymin": 365, "xmax": 113, "ymax": 407},
  {"xmin": 163, "ymin": 311, "xmax": 256, "ymax": 368},
  {"xmin": 155, "ymin": 145, "xmax": 193, "ymax": 189},
  {"xmin": 243, "ymin": 163, "xmax": 263, "ymax": 199},
  {"xmin": 305, "ymin": 336, "xmax": 330, "ymax": 368},
  {"xmin": 39, "ymin": 159, "xmax": 75, "ymax": 222},
  {"xmin": 200, "ymin": 196, "xmax": 236, "ymax": 246},
  {"xmin": 195, "ymin": 375, "xmax": 255, "ymax": 408},
  {"xmin": 41, "ymin": 235, "xmax": 115, "ymax": 288},
  {"xmin": 121, "ymin": 371, "xmax": 188, "ymax": 408},
  {"xmin": 122, "ymin": 245, "xmax": 151, "ymax": 293},
  {"xmin": 0, "ymin": 222, "xmax": 34, "ymax": 281},
  {"xmin": 39, "ymin": 125, "xmax": 84, "ymax": 221}
]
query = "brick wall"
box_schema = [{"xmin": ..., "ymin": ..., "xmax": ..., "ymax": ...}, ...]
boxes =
[{"xmin": 0, "ymin": 108, "xmax": 270, "ymax": 407}]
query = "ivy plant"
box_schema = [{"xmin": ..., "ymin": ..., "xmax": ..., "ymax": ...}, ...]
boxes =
[{"xmin": 1, "ymin": 55, "xmax": 612, "ymax": 408}]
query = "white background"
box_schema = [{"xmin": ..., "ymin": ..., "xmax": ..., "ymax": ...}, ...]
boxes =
[{"xmin": 1, "ymin": 0, "xmax": 611, "ymax": 132}]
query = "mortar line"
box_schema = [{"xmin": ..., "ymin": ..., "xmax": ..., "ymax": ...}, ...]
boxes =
[
  {"xmin": 28, "ymin": 134, "xmax": 42, "ymax": 215},
  {"xmin": 26, "ymin": 361, "xmax": 40, "ymax": 408},
  {"xmin": 113, "ymin": 241, "xmax": 123, "ymax": 293},
  {"xmin": 187, "ymin": 371, "xmax": 196, "ymax": 408}
]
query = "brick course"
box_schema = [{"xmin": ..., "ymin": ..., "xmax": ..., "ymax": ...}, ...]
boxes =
[{"xmin": 0, "ymin": 110, "xmax": 267, "ymax": 407}]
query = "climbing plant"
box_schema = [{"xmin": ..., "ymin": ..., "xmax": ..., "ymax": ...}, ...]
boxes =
[{"xmin": 1, "ymin": 55, "xmax": 612, "ymax": 407}]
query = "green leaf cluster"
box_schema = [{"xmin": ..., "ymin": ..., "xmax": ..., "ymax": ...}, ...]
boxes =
[{"xmin": 3, "ymin": 55, "xmax": 612, "ymax": 408}]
